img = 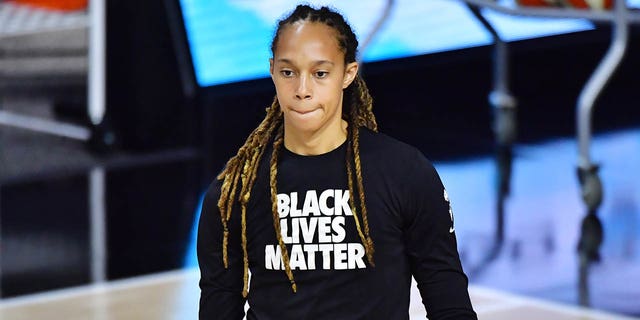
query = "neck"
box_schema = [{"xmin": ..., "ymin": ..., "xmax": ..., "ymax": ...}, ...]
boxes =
[{"xmin": 284, "ymin": 119, "xmax": 348, "ymax": 155}]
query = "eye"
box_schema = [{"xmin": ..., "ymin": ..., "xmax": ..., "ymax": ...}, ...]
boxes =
[
  {"xmin": 315, "ymin": 71, "xmax": 328, "ymax": 79},
  {"xmin": 280, "ymin": 70, "xmax": 294, "ymax": 78}
]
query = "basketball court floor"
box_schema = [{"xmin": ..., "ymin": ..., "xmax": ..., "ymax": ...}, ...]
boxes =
[{"xmin": 1, "ymin": 268, "xmax": 638, "ymax": 320}]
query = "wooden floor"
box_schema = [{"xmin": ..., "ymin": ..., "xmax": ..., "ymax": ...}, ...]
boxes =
[{"xmin": 0, "ymin": 269, "xmax": 637, "ymax": 320}]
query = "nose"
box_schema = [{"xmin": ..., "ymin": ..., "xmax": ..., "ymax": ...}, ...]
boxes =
[{"xmin": 295, "ymin": 75, "xmax": 312, "ymax": 100}]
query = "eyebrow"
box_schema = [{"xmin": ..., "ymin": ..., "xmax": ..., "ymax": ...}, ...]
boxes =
[{"xmin": 276, "ymin": 58, "xmax": 334, "ymax": 67}]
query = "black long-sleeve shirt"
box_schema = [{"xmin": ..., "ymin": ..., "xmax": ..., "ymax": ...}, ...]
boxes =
[{"xmin": 198, "ymin": 128, "xmax": 477, "ymax": 319}]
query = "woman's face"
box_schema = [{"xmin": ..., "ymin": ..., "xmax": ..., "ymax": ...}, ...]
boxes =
[{"xmin": 270, "ymin": 21, "xmax": 358, "ymax": 139}]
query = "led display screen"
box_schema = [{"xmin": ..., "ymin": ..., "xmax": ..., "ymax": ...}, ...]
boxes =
[{"xmin": 177, "ymin": 0, "xmax": 640, "ymax": 87}]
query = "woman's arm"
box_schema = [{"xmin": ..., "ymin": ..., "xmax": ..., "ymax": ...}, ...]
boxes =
[
  {"xmin": 404, "ymin": 153, "xmax": 477, "ymax": 320},
  {"xmin": 197, "ymin": 181, "xmax": 246, "ymax": 320}
]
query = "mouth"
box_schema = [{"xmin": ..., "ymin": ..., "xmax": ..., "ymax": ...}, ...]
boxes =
[{"xmin": 290, "ymin": 107, "xmax": 320, "ymax": 115}]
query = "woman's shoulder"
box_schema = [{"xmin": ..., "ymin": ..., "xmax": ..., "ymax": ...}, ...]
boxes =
[
  {"xmin": 358, "ymin": 128, "xmax": 438, "ymax": 182},
  {"xmin": 359, "ymin": 127, "xmax": 427, "ymax": 163}
]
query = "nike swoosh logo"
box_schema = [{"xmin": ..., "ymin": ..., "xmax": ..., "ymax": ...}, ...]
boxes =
[{"xmin": 449, "ymin": 227, "xmax": 455, "ymax": 234}]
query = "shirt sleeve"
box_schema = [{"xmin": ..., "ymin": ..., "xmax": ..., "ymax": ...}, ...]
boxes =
[
  {"xmin": 197, "ymin": 180, "xmax": 247, "ymax": 320},
  {"xmin": 404, "ymin": 151, "xmax": 477, "ymax": 320}
]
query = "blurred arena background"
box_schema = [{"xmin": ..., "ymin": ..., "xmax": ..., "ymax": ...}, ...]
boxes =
[{"xmin": 1, "ymin": 0, "xmax": 640, "ymax": 318}]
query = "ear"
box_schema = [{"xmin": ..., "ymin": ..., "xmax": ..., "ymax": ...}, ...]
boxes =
[{"xmin": 342, "ymin": 62, "xmax": 358, "ymax": 89}]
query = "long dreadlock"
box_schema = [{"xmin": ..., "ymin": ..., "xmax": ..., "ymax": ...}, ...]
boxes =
[{"xmin": 216, "ymin": 5, "xmax": 378, "ymax": 298}]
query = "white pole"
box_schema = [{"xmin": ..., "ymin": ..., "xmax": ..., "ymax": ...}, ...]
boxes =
[
  {"xmin": 88, "ymin": 0, "xmax": 106, "ymax": 126},
  {"xmin": 88, "ymin": 0, "xmax": 108, "ymax": 284},
  {"xmin": 90, "ymin": 167, "xmax": 106, "ymax": 283},
  {"xmin": 577, "ymin": 0, "xmax": 628, "ymax": 169}
]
